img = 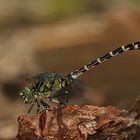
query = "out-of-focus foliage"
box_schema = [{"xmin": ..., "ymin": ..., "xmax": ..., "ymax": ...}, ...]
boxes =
[
  {"xmin": 0, "ymin": 0, "xmax": 140, "ymax": 30},
  {"xmin": 0, "ymin": 0, "xmax": 118, "ymax": 29}
]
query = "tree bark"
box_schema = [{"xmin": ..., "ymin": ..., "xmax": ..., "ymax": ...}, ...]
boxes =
[{"xmin": 17, "ymin": 96, "xmax": 140, "ymax": 140}]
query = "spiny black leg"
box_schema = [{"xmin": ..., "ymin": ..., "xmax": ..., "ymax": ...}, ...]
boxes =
[
  {"xmin": 37, "ymin": 102, "xmax": 40, "ymax": 113},
  {"xmin": 28, "ymin": 103, "xmax": 35, "ymax": 114},
  {"xmin": 49, "ymin": 98, "xmax": 58, "ymax": 103},
  {"xmin": 60, "ymin": 102, "xmax": 67, "ymax": 106},
  {"xmin": 58, "ymin": 91, "xmax": 69, "ymax": 106},
  {"xmin": 40, "ymin": 99, "xmax": 50, "ymax": 109},
  {"xmin": 65, "ymin": 91, "xmax": 69, "ymax": 103},
  {"xmin": 59, "ymin": 98, "xmax": 68, "ymax": 107}
]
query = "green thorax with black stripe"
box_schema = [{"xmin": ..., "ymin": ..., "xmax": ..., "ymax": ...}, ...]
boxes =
[{"xmin": 30, "ymin": 72, "xmax": 73, "ymax": 94}]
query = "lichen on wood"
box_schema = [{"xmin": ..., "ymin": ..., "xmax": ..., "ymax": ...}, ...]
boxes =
[{"xmin": 17, "ymin": 96, "xmax": 140, "ymax": 140}]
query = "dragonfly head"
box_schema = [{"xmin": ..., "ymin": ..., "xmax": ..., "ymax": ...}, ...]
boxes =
[{"xmin": 19, "ymin": 86, "xmax": 32, "ymax": 103}]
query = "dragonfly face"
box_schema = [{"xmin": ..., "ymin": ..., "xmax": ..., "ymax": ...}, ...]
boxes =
[{"xmin": 20, "ymin": 86, "xmax": 32, "ymax": 103}]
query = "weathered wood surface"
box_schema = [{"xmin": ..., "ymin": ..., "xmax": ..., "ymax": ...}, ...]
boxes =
[{"xmin": 17, "ymin": 96, "xmax": 140, "ymax": 140}]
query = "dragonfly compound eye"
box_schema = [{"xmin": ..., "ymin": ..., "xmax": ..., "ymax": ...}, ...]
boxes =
[{"xmin": 20, "ymin": 87, "xmax": 32, "ymax": 103}]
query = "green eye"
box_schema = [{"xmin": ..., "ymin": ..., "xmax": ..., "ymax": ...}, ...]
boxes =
[
  {"xmin": 23, "ymin": 87, "xmax": 32, "ymax": 97},
  {"xmin": 24, "ymin": 87, "xmax": 30, "ymax": 93}
]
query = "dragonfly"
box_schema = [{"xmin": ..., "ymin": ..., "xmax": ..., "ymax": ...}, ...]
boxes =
[{"xmin": 19, "ymin": 41, "xmax": 140, "ymax": 113}]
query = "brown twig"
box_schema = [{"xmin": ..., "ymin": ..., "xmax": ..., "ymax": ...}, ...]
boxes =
[{"xmin": 17, "ymin": 96, "xmax": 140, "ymax": 140}]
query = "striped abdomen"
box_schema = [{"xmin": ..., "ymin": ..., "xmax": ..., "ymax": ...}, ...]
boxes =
[{"xmin": 70, "ymin": 41, "xmax": 140, "ymax": 79}]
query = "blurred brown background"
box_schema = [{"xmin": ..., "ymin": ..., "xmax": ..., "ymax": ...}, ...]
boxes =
[{"xmin": 0, "ymin": 0, "xmax": 140, "ymax": 139}]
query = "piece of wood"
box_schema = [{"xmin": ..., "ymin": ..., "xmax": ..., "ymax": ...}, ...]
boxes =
[{"xmin": 17, "ymin": 96, "xmax": 140, "ymax": 140}]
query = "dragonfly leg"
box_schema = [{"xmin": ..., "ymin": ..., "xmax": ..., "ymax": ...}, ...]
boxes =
[
  {"xmin": 40, "ymin": 99, "xmax": 50, "ymax": 109},
  {"xmin": 37, "ymin": 102, "xmax": 40, "ymax": 113},
  {"xmin": 64, "ymin": 91, "xmax": 69, "ymax": 103},
  {"xmin": 28, "ymin": 102, "xmax": 35, "ymax": 113}
]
